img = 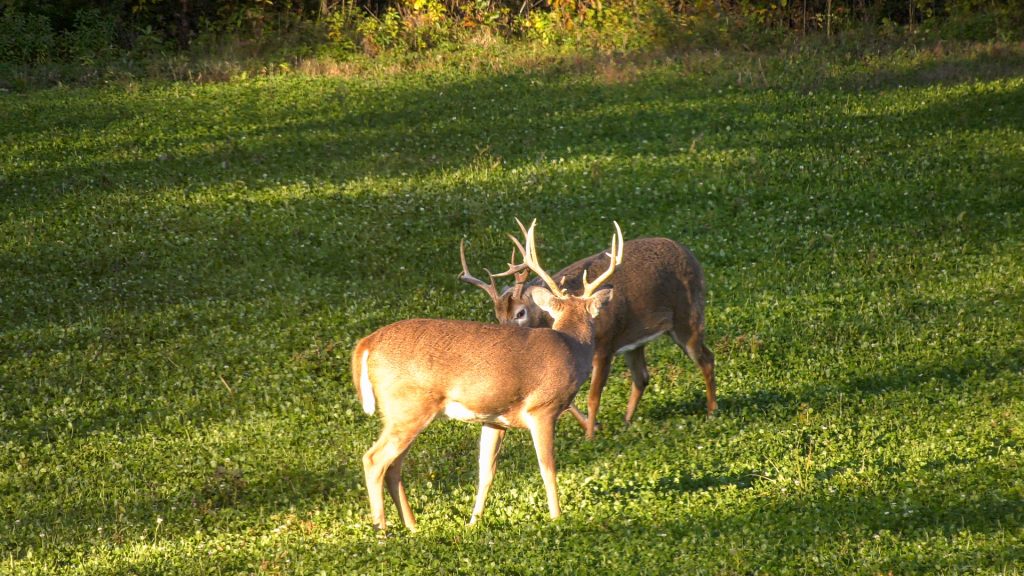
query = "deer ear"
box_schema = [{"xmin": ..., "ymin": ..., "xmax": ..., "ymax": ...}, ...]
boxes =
[
  {"xmin": 586, "ymin": 288, "xmax": 614, "ymax": 318},
  {"xmin": 526, "ymin": 286, "xmax": 557, "ymax": 315}
]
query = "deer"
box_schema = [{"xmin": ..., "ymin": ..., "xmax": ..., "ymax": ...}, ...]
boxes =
[
  {"xmin": 352, "ymin": 220, "xmax": 623, "ymax": 533},
  {"xmin": 459, "ymin": 220, "xmax": 715, "ymax": 440}
]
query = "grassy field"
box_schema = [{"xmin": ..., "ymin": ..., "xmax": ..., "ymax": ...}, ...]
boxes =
[{"xmin": 2, "ymin": 43, "xmax": 1023, "ymax": 574}]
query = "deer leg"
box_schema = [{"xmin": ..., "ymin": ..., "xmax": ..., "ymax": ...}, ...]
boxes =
[
  {"xmin": 363, "ymin": 432, "xmax": 400, "ymax": 533},
  {"xmin": 526, "ymin": 414, "xmax": 561, "ymax": 520},
  {"xmin": 564, "ymin": 405, "xmax": 588, "ymax": 428},
  {"xmin": 691, "ymin": 339, "xmax": 717, "ymax": 415},
  {"xmin": 384, "ymin": 447, "xmax": 417, "ymax": 532},
  {"xmin": 671, "ymin": 325, "xmax": 717, "ymax": 415},
  {"xmin": 470, "ymin": 424, "xmax": 507, "ymax": 525},
  {"xmin": 584, "ymin": 353, "xmax": 613, "ymax": 440},
  {"xmin": 363, "ymin": 418, "xmax": 430, "ymax": 533},
  {"xmin": 624, "ymin": 346, "xmax": 651, "ymax": 424}
]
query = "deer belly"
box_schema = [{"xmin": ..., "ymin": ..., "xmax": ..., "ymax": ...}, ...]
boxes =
[
  {"xmin": 443, "ymin": 401, "xmax": 512, "ymax": 427},
  {"xmin": 615, "ymin": 331, "xmax": 667, "ymax": 355}
]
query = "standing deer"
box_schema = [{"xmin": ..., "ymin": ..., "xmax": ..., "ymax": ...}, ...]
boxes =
[
  {"xmin": 352, "ymin": 221, "xmax": 622, "ymax": 533},
  {"xmin": 460, "ymin": 220, "xmax": 715, "ymax": 440}
]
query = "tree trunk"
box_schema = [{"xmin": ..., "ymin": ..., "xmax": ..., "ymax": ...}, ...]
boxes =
[
  {"xmin": 177, "ymin": 0, "xmax": 190, "ymax": 49},
  {"xmin": 826, "ymin": 0, "xmax": 832, "ymax": 37}
]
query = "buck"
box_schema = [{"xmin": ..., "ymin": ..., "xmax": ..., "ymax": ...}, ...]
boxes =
[
  {"xmin": 460, "ymin": 220, "xmax": 715, "ymax": 439},
  {"xmin": 352, "ymin": 221, "xmax": 622, "ymax": 533}
]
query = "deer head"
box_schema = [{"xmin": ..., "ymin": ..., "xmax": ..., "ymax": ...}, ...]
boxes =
[{"xmin": 460, "ymin": 218, "xmax": 623, "ymax": 328}]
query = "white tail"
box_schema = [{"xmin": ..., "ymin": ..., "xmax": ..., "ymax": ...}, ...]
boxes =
[
  {"xmin": 460, "ymin": 219, "xmax": 715, "ymax": 439},
  {"xmin": 357, "ymin": 350, "xmax": 375, "ymax": 414},
  {"xmin": 353, "ymin": 220, "xmax": 622, "ymax": 533}
]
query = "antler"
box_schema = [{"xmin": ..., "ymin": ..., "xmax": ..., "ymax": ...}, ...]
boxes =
[
  {"xmin": 511, "ymin": 250, "xmax": 530, "ymax": 298},
  {"xmin": 509, "ymin": 218, "xmax": 534, "ymax": 298},
  {"xmin": 580, "ymin": 221, "xmax": 623, "ymax": 298},
  {"xmin": 459, "ymin": 239, "xmax": 501, "ymax": 303},
  {"xmin": 460, "ymin": 238, "xmax": 534, "ymax": 303},
  {"xmin": 488, "ymin": 245, "xmax": 531, "ymax": 299},
  {"xmin": 510, "ymin": 219, "xmax": 567, "ymax": 297}
]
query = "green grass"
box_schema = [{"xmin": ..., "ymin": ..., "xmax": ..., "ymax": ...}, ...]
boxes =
[{"xmin": 2, "ymin": 43, "xmax": 1023, "ymax": 574}]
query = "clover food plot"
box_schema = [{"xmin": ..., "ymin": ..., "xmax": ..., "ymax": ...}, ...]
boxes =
[{"xmin": 1, "ymin": 48, "xmax": 1022, "ymax": 574}]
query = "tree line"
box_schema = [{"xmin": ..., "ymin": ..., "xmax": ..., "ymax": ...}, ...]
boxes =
[{"xmin": 2, "ymin": 0, "xmax": 1021, "ymax": 65}]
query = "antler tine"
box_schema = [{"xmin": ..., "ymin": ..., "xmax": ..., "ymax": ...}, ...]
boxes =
[
  {"xmin": 485, "ymin": 246, "xmax": 533, "ymax": 299},
  {"xmin": 507, "ymin": 218, "xmax": 536, "ymax": 259},
  {"xmin": 514, "ymin": 217, "xmax": 531, "ymax": 240},
  {"xmin": 512, "ymin": 247, "xmax": 530, "ymax": 298},
  {"xmin": 514, "ymin": 220, "xmax": 565, "ymax": 296},
  {"xmin": 581, "ymin": 221, "xmax": 624, "ymax": 298},
  {"xmin": 488, "ymin": 246, "xmax": 530, "ymax": 279},
  {"xmin": 509, "ymin": 246, "xmax": 530, "ymax": 298},
  {"xmin": 458, "ymin": 238, "xmax": 501, "ymax": 303}
]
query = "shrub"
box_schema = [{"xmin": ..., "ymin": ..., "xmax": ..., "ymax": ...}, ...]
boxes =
[
  {"xmin": 403, "ymin": 0, "xmax": 453, "ymax": 51},
  {"xmin": 518, "ymin": 0, "xmax": 680, "ymax": 51},
  {"xmin": 323, "ymin": 0, "xmax": 365, "ymax": 53},
  {"xmin": 941, "ymin": 0, "xmax": 1024, "ymax": 41},
  {"xmin": 60, "ymin": 8, "xmax": 118, "ymax": 65},
  {"xmin": 594, "ymin": 0, "xmax": 683, "ymax": 51},
  {"xmin": 352, "ymin": 0, "xmax": 456, "ymax": 55},
  {"xmin": 357, "ymin": 7, "xmax": 406, "ymax": 53},
  {"xmin": 0, "ymin": 10, "xmax": 56, "ymax": 64},
  {"xmin": 129, "ymin": 24, "xmax": 171, "ymax": 58},
  {"xmin": 459, "ymin": 0, "xmax": 514, "ymax": 36}
]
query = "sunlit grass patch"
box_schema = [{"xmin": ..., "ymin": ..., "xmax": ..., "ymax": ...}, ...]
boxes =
[{"xmin": 1, "ymin": 44, "xmax": 1022, "ymax": 574}]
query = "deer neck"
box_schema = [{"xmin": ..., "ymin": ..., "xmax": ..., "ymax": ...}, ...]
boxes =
[{"xmin": 550, "ymin": 316, "xmax": 598, "ymax": 376}]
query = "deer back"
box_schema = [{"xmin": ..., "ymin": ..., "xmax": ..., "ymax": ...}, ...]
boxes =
[{"xmin": 353, "ymin": 318, "xmax": 593, "ymax": 427}]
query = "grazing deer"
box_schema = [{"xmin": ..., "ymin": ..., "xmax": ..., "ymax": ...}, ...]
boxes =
[
  {"xmin": 352, "ymin": 221, "xmax": 622, "ymax": 533},
  {"xmin": 460, "ymin": 221, "xmax": 715, "ymax": 439}
]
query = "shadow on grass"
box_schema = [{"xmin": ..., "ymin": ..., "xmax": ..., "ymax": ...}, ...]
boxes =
[
  {"xmin": 3, "ymin": 45, "xmax": 1023, "ymax": 566},
  {"xmin": 4, "ymin": 343, "xmax": 1018, "ymax": 562},
  {"xmin": 5, "ymin": 45, "xmax": 1023, "ymax": 217},
  {"xmin": 828, "ymin": 347, "xmax": 1023, "ymax": 404},
  {"xmin": 574, "ymin": 454, "xmax": 1020, "ymax": 570},
  {"xmin": 3, "ymin": 50, "xmax": 1021, "ymax": 333},
  {"xmin": 308, "ymin": 456, "xmax": 1022, "ymax": 574},
  {"xmin": 835, "ymin": 42, "xmax": 1024, "ymax": 92}
]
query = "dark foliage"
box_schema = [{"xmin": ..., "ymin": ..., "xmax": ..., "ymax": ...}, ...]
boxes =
[{"xmin": 1, "ymin": 0, "xmax": 1021, "ymax": 65}]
